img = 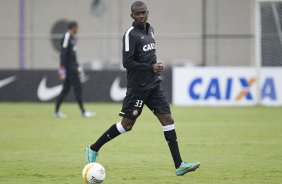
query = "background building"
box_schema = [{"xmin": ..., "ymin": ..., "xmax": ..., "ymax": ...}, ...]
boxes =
[{"xmin": 0, "ymin": 0, "xmax": 256, "ymax": 69}]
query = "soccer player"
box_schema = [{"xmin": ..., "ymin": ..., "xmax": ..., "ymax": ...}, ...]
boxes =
[
  {"xmin": 86, "ymin": 1, "xmax": 200, "ymax": 176},
  {"xmin": 54, "ymin": 21, "xmax": 92, "ymax": 118}
]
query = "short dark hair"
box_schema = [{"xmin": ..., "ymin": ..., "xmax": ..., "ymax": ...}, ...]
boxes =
[
  {"xmin": 68, "ymin": 21, "xmax": 78, "ymax": 29},
  {"xmin": 131, "ymin": 1, "xmax": 147, "ymax": 13}
]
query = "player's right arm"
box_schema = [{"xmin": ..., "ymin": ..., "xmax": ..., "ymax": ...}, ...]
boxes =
[{"xmin": 122, "ymin": 31, "xmax": 153, "ymax": 71}]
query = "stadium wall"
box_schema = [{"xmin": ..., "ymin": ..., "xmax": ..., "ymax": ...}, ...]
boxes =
[
  {"xmin": 173, "ymin": 67, "xmax": 282, "ymax": 106},
  {"xmin": 0, "ymin": 69, "xmax": 172, "ymax": 102},
  {"xmin": 1, "ymin": 67, "xmax": 281, "ymax": 107},
  {"xmin": 0, "ymin": 0, "xmax": 254, "ymax": 69}
]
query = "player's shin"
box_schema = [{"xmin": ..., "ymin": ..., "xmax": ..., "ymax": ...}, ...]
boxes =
[
  {"xmin": 90, "ymin": 122, "xmax": 126, "ymax": 152},
  {"xmin": 163, "ymin": 124, "xmax": 183, "ymax": 168}
]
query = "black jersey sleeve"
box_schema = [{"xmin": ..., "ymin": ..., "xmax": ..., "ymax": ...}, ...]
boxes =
[
  {"xmin": 60, "ymin": 49, "xmax": 67, "ymax": 68},
  {"xmin": 122, "ymin": 32, "xmax": 153, "ymax": 71},
  {"xmin": 60, "ymin": 33, "xmax": 70, "ymax": 68}
]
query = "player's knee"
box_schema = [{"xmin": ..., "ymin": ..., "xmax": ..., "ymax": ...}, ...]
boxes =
[
  {"xmin": 165, "ymin": 115, "xmax": 174, "ymax": 123},
  {"xmin": 122, "ymin": 123, "xmax": 134, "ymax": 131},
  {"xmin": 121, "ymin": 119, "xmax": 135, "ymax": 131},
  {"xmin": 158, "ymin": 114, "xmax": 174, "ymax": 126},
  {"xmin": 124, "ymin": 124, "xmax": 133, "ymax": 131}
]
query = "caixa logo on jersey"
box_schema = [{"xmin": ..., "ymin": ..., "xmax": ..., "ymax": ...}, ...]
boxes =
[
  {"xmin": 188, "ymin": 77, "xmax": 276, "ymax": 101},
  {"xmin": 143, "ymin": 43, "xmax": 155, "ymax": 51}
]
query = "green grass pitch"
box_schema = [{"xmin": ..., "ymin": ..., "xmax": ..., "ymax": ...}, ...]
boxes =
[{"xmin": 0, "ymin": 103, "xmax": 282, "ymax": 184}]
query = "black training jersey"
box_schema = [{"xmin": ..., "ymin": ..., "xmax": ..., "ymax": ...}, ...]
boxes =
[
  {"xmin": 60, "ymin": 32, "xmax": 78, "ymax": 74},
  {"xmin": 122, "ymin": 22, "xmax": 161, "ymax": 90}
]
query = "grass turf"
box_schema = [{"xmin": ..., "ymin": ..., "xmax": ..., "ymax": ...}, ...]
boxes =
[{"xmin": 0, "ymin": 103, "xmax": 282, "ymax": 184}]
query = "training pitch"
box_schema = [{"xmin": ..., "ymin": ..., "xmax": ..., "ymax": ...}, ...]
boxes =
[{"xmin": 0, "ymin": 103, "xmax": 281, "ymax": 184}]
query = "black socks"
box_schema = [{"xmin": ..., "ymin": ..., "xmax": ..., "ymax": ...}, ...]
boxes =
[
  {"xmin": 90, "ymin": 123, "xmax": 126, "ymax": 152},
  {"xmin": 90, "ymin": 122, "xmax": 182, "ymax": 169},
  {"xmin": 163, "ymin": 125, "xmax": 183, "ymax": 168}
]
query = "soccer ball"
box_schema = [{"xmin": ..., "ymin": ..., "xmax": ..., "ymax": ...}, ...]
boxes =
[{"xmin": 82, "ymin": 163, "xmax": 106, "ymax": 184}]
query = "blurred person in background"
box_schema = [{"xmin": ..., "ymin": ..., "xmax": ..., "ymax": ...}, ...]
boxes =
[{"xmin": 54, "ymin": 21, "xmax": 93, "ymax": 118}]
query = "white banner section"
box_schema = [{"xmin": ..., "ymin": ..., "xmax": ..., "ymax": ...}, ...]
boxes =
[{"xmin": 173, "ymin": 67, "xmax": 282, "ymax": 106}]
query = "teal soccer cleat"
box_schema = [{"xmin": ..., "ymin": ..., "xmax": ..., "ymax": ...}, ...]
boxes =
[
  {"xmin": 176, "ymin": 161, "xmax": 200, "ymax": 176},
  {"xmin": 85, "ymin": 146, "xmax": 98, "ymax": 163}
]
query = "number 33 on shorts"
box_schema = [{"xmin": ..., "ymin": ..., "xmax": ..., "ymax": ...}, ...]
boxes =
[{"xmin": 135, "ymin": 100, "xmax": 143, "ymax": 108}]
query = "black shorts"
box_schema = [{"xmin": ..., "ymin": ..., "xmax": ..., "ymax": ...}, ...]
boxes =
[{"xmin": 119, "ymin": 84, "xmax": 171, "ymax": 120}]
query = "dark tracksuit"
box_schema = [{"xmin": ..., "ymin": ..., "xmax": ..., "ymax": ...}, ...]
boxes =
[
  {"xmin": 91, "ymin": 22, "xmax": 183, "ymax": 169},
  {"xmin": 119, "ymin": 22, "xmax": 170, "ymax": 120},
  {"xmin": 55, "ymin": 31, "xmax": 85, "ymax": 113}
]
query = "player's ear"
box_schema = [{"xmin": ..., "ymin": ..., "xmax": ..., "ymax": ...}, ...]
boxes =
[{"xmin": 130, "ymin": 13, "xmax": 134, "ymax": 19}]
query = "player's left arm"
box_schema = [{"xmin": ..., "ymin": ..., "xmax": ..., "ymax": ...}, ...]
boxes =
[
  {"xmin": 60, "ymin": 33, "xmax": 71, "ymax": 68},
  {"xmin": 58, "ymin": 33, "xmax": 70, "ymax": 79},
  {"xmin": 150, "ymin": 27, "xmax": 164, "ymax": 74}
]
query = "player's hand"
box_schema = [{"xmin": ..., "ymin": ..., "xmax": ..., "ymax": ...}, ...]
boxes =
[
  {"xmin": 58, "ymin": 67, "xmax": 66, "ymax": 80},
  {"xmin": 153, "ymin": 63, "xmax": 164, "ymax": 74}
]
